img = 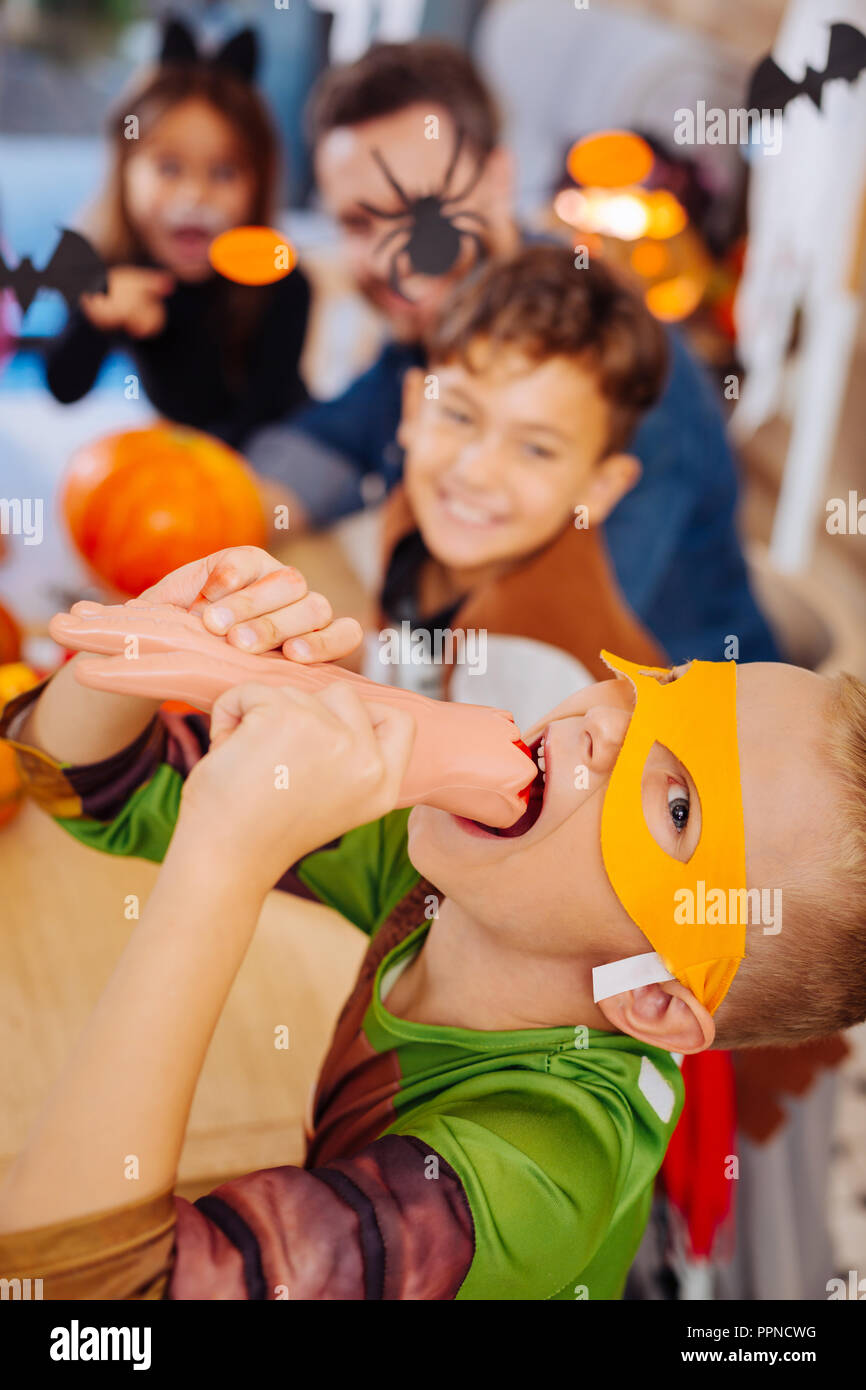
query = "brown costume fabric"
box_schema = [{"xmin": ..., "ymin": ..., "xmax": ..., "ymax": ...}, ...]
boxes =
[
  {"xmin": 379, "ymin": 484, "xmax": 668, "ymax": 693},
  {"xmin": 734, "ymin": 1036, "xmax": 850, "ymax": 1144},
  {"xmin": 0, "ymin": 1191, "xmax": 176, "ymax": 1300}
]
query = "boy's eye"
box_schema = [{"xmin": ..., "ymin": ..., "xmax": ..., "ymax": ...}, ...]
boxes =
[
  {"xmin": 522, "ymin": 442, "xmax": 556, "ymax": 460},
  {"xmin": 211, "ymin": 164, "xmax": 239, "ymax": 183},
  {"xmin": 156, "ymin": 157, "xmax": 182, "ymax": 177},
  {"xmin": 442, "ymin": 405, "xmax": 473, "ymax": 426},
  {"xmin": 667, "ymin": 780, "xmax": 690, "ymax": 833}
]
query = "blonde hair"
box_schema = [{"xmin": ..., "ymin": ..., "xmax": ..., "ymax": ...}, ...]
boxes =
[{"xmin": 715, "ymin": 670, "xmax": 866, "ymax": 1048}]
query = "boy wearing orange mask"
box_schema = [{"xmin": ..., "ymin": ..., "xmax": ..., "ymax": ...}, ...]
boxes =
[{"xmin": 0, "ymin": 582, "xmax": 863, "ymax": 1299}]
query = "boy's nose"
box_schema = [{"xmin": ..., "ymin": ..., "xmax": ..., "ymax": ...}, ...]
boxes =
[
  {"xmin": 583, "ymin": 704, "xmax": 633, "ymax": 774},
  {"xmin": 451, "ymin": 440, "xmax": 501, "ymax": 487}
]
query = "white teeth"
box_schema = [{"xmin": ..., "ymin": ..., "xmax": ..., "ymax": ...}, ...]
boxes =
[
  {"xmin": 536, "ymin": 746, "xmax": 546, "ymax": 775},
  {"xmin": 443, "ymin": 495, "xmax": 497, "ymax": 526}
]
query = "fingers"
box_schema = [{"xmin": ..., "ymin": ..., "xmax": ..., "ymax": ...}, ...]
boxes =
[
  {"xmin": 208, "ymin": 682, "xmax": 415, "ymax": 821},
  {"xmin": 217, "ymin": 589, "xmax": 338, "ymax": 654},
  {"xmin": 282, "ymin": 615, "xmax": 363, "ymax": 664},
  {"xmin": 197, "ymin": 549, "xmax": 285, "ymax": 608},
  {"xmin": 50, "ymin": 601, "xmax": 212, "ymax": 656},
  {"xmin": 318, "ymin": 686, "xmax": 416, "ymax": 790},
  {"xmin": 127, "ymin": 304, "xmax": 166, "ymax": 339},
  {"xmin": 200, "ymin": 566, "xmax": 310, "ymax": 639},
  {"xmin": 138, "ymin": 269, "xmax": 175, "ymax": 296},
  {"xmin": 139, "ymin": 557, "xmax": 217, "ymax": 606},
  {"xmin": 133, "ymin": 552, "xmax": 359, "ymax": 662},
  {"xmin": 50, "ymin": 605, "xmax": 124, "ymax": 655},
  {"xmin": 209, "ymin": 681, "xmax": 283, "ymax": 747},
  {"xmin": 74, "ymin": 652, "xmax": 230, "ymax": 711},
  {"xmin": 196, "ymin": 566, "xmax": 360, "ymax": 663},
  {"xmin": 209, "ymin": 679, "xmax": 345, "ymax": 749},
  {"xmin": 142, "ymin": 547, "xmax": 280, "ymax": 608}
]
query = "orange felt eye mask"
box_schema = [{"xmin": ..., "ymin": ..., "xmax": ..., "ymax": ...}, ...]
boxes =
[{"xmin": 598, "ymin": 650, "xmax": 747, "ymax": 1014}]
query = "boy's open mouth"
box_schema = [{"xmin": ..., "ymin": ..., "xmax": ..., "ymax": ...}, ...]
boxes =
[{"xmin": 466, "ymin": 734, "xmax": 547, "ymax": 839}]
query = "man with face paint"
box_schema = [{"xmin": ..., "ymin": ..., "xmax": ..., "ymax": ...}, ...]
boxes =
[
  {"xmin": 248, "ymin": 39, "xmax": 779, "ymax": 666},
  {"xmin": 2, "ymin": 621, "xmax": 863, "ymax": 1300}
]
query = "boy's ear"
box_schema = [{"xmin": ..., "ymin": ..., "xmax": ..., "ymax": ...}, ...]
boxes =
[
  {"xmin": 596, "ymin": 979, "xmax": 715, "ymax": 1054},
  {"xmin": 583, "ymin": 453, "xmax": 641, "ymax": 526},
  {"xmin": 397, "ymin": 366, "xmax": 427, "ymax": 450}
]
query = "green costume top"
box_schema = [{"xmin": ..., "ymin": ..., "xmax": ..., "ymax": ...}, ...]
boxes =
[{"xmin": 0, "ymin": 692, "xmax": 684, "ymax": 1300}]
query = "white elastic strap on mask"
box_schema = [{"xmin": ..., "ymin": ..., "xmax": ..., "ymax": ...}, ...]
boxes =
[{"xmin": 592, "ymin": 951, "xmax": 675, "ymax": 1003}]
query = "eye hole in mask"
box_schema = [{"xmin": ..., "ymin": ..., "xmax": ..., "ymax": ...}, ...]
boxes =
[{"xmin": 640, "ymin": 741, "xmax": 702, "ymax": 863}]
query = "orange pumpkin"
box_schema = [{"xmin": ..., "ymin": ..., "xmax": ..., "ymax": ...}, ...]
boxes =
[
  {"xmin": 0, "ymin": 661, "xmax": 39, "ymax": 707},
  {"xmin": 61, "ymin": 426, "xmax": 267, "ymax": 597},
  {"xmin": 0, "ymin": 600, "xmax": 20, "ymax": 665},
  {"xmin": 0, "ymin": 661, "xmax": 38, "ymax": 830},
  {"xmin": 0, "ymin": 742, "xmax": 23, "ymax": 828}
]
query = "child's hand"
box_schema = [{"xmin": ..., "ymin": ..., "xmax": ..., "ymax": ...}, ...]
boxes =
[
  {"xmin": 53, "ymin": 546, "xmax": 362, "ymax": 671},
  {"xmin": 143, "ymin": 546, "xmax": 361, "ymax": 663},
  {"xmin": 80, "ymin": 267, "xmax": 175, "ymax": 338},
  {"xmin": 49, "ymin": 542, "xmax": 366, "ymax": 710},
  {"xmin": 176, "ymin": 681, "xmax": 416, "ymax": 889}
]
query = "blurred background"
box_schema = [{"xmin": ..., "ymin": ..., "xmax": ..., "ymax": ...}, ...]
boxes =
[
  {"xmin": 1, "ymin": 0, "xmax": 863, "ymax": 658},
  {"xmin": 0, "ymin": 0, "xmax": 863, "ymax": 1300}
]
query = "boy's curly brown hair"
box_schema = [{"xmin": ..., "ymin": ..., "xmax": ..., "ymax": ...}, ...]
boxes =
[{"xmin": 427, "ymin": 245, "xmax": 669, "ymax": 453}]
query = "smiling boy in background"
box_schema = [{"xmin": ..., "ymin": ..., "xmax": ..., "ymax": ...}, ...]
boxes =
[{"xmin": 367, "ymin": 243, "xmax": 666, "ymax": 726}]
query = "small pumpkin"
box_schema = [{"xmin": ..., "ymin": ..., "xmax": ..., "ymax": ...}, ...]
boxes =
[
  {"xmin": 61, "ymin": 425, "xmax": 267, "ymax": 597},
  {"xmin": 0, "ymin": 661, "xmax": 38, "ymax": 830},
  {"xmin": 0, "ymin": 742, "xmax": 23, "ymax": 828},
  {"xmin": 0, "ymin": 600, "xmax": 21, "ymax": 665}
]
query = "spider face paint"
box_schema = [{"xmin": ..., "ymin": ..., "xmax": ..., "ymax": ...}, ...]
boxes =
[{"xmin": 358, "ymin": 126, "xmax": 490, "ymax": 302}]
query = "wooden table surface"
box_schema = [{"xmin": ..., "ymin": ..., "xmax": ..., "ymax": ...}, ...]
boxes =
[{"xmin": 0, "ymin": 800, "xmax": 366, "ymax": 1201}]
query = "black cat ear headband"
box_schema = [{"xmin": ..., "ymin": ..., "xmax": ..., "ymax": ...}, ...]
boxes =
[{"xmin": 160, "ymin": 16, "xmax": 259, "ymax": 85}]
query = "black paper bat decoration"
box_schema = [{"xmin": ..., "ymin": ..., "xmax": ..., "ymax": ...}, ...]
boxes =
[
  {"xmin": 747, "ymin": 21, "xmax": 866, "ymax": 113},
  {"xmin": 359, "ymin": 126, "xmax": 490, "ymax": 302},
  {"xmin": 0, "ymin": 229, "xmax": 107, "ymax": 316}
]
